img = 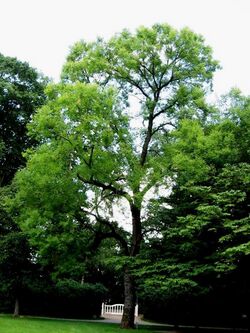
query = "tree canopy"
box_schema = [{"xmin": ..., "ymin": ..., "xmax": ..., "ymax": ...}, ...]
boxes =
[
  {"xmin": 0, "ymin": 53, "xmax": 47, "ymax": 186},
  {"xmin": 134, "ymin": 89, "xmax": 250, "ymax": 326},
  {"xmin": 0, "ymin": 54, "xmax": 47, "ymax": 315},
  {"xmin": 10, "ymin": 23, "xmax": 222, "ymax": 328}
]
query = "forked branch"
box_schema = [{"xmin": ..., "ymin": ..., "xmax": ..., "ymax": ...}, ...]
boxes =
[{"xmin": 80, "ymin": 208, "xmax": 129, "ymax": 254}]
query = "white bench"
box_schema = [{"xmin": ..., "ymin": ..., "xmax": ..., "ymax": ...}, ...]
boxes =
[{"xmin": 101, "ymin": 303, "xmax": 138, "ymax": 317}]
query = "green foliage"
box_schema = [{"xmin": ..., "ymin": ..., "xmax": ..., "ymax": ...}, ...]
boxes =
[
  {"xmin": 136, "ymin": 90, "xmax": 250, "ymax": 324},
  {"xmin": 19, "ymin": 279, "xmax": 107, "ymax": 319},
  {"xmin": 0, "ymin": 229, "xmax": 33, "ymax": 311},
  {"xmin": 0, "ymin": 54, "xmax": 48, "ymax": 312},
  {"xmin": 11, "ymin": 84, "xmax": 128, "ymax": 278},
  {"xmin": 140, "ymin": 277, "xmax": 199, "ymax": 301},
  {"xmin": 63, "ymin": 23, "xmax": 219, "ymax": 90},
  {"xmin": 55, "ymin": 279, "xmax": 107, "ymax": 299},
  {"xmin": 0, "ymin": 53, "xmax": 47, "ymax": 186},
  {"xmin": 9, "ymin": 24, "xmax": 221, "ymax": 327},
  {"xmin": 1, "ymin": 24, "xmax": 249, "ymax": 328},
  {"xmin": 12, "ymin": 23, "xmax": 219, "ymax": 245}
]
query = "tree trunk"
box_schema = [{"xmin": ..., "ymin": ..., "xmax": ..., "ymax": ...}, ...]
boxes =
[
  {"xmin": 130, "ymin": 203, "xmax": 142, "ymax": 257},
  {"xmin": 13, "ymin": 297, "xmax": 19, "ymax": 317},
  {"xmin": 121, "ymin": 268, "xmax": 136, "ymax": 329},
  {"xmin": 121, "ymin": 203, "xmax": 141, "ymax": 329}
]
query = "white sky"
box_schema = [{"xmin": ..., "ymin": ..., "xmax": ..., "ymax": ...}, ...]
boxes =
[{"xmin": 0, "ymin": 0, "xmax": 249, "ymax": 96}]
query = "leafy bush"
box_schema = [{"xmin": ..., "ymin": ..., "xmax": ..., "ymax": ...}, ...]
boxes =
[{"xmin": 19, "ymin": 279, "xmax": 107, "ymax": 319}]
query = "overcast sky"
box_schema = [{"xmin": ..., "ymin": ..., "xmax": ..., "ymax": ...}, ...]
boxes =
[{"xmin": 1, "ymin": 0, "xmax": 249, "ymax": 97}]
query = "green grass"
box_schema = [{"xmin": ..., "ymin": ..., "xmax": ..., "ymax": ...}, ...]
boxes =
[{"xmin": 0, "ymin": 315, "xmax": 161, "ymax": 333}]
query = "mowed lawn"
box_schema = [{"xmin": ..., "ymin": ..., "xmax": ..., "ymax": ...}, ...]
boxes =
[{"xmin": 0, "ymin": 316, "xmax": 159, "ymax": 333}]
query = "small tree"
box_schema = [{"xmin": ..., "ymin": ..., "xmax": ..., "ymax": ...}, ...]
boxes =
[{"xmin": 13, "ymin": 24, "xmax": 219, "ymax": 328}]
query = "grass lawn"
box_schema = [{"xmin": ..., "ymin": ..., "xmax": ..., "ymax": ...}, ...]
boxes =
[{"xmin": 0, "ymin": 315, "xmax": 162, "ymax": 333}]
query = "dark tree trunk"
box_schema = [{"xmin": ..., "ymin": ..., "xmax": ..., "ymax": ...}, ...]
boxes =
[
  {"xmin": 13, "ymin": 297, "xmax": 19, "ymax": 317},
  {"xmin": 121, "ymin": 203, "xmax": 141, "ymax": 329},
  {"xmin": 121, "ymin": 268, "xmax": 136, "ymax": 329},
  {"xmin": 130, "ymin": 204, "xmax": 142, "ymax": 257}
]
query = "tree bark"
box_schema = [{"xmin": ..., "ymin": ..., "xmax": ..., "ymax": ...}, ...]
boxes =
[
  {"xmin": 130, "ymin": 204, "xmax": 142, "ymax": 256},
  {"xmin": 121, "ymin": 203, "xmax": 141, "ymax": 329},
  {"xmin": 13, "ymin": 297, "xmax": 19, "ymax": 317},
  {"xmin": 121, "ymin": 268, "xmax": 136, "ymax": 329}
]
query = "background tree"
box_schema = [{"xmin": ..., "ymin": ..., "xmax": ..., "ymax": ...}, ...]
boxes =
[
  {"xmin": 12, "ymin": 24, "xmax": 219, "ymax": 328},
  {"xmin": 0, "ymin": 54, "xmax": 47, "ymax": 315},
  {"xmin": 0, "ymin": 53, "xmax": 47, "ymax": 185},
  {"xmin": 134, "ymin": 89, "xmax": 250, "ymax": 327}
]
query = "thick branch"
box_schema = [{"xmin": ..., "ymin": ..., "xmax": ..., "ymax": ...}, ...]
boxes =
[
  {"xmin": 159, "ymin": 71, "xmax": 174, "ymax": 91},
  {"xmin": 57, "ymin": 134, "xmax": 92, "ymax": 167},
  {"xmin": 87, "ymin": 145, "xmax": 94, "ymax": 167},
  {"xmin": 152, "ymin": 121, "xmax": 176, "ymax": 135},
  {"xmin": 77, "ymin": 173, "xmax": 128, "ymax": 197},
  {"xmin": 141, "ymin": 62, "xmax": 159, "ymax": 91},
  {"xmin": 81, "ymin": 208, "xmax": 129, "ymax": 254},
  {"xmin": 146, "ymin": 60, "xmax": 159, "ymax": 92},
  {"xmin": 113, "ymin": 68, "xmax": 151, "ymax": 100},
  {"xmin": 138, "ymin": 65, "xmax": 155, "ymax": 92},
  {"xmin": 140, "ymin": 113, "xmax": 154, "ymax": 166},
  {"xmin": 153, "ymin": 99, "xmax": 178, "ymax": 120}
]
